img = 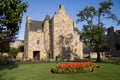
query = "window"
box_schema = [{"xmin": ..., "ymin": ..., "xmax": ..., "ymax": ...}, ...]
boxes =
[{"xmin": 36, "ymin": 40, "xmax": 40, "ymax": 45}]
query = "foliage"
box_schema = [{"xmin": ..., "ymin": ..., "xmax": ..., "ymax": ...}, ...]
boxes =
[
  {"xmin": 0, "ymin": 0, "xmax": 28, "ymax": 56},
  {"xmin": 9, "ymin": 48, "xmax": 18, "ymax": 59},
  {"xmin": 0, "ymin": 40, "xmax": 10, "ymax": 54},
  {"xmin": 18, "ymin": 45, "xmax": 24, "ymax": 52},
  {"xmin": 0, "ymin": 0, "xmax": 29, "ymax": 41},
  {"xmin": 77, "ymin": 0, "xmax": 119, "ymax": 62},
  {"xmin": 0, "ymin": 55, "xmax": 15, "ymax": 64},
  {"xmin": 0, "ymin": 55, "xmax": 9, "ymax": 64},
  {"xmin": 51, "ymin": 62, "xmax": 99, "ymax": 74}
]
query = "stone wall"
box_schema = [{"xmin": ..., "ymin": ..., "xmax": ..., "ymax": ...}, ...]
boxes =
[
  {"xmin": 52, "ymin": 4, "xmax": 74, "ymax": 59},
  {"xmin": 43, "ymin": 18, "xmax": 51, "ymax": 53},
  {"xmin": 10, "ymin": 40, "xmax": 24, "ymax": 48},
  {"xmin": 24, "ymin": 4, "xmax": 83, "ymax": 61},
  {"xmin": 52, "ymin": 4, "xmax": 83, "ymax": 60},
  {"xmin": 24, "ymin": 16, "xmax": 30, "ymax": 59},
  {"xmin": 107, "ymin": 27, "xmax": 120, "ymax": 57},
  {"xmin": 24, "ymin": 17, "xmax": 46, "ymax": 60}
]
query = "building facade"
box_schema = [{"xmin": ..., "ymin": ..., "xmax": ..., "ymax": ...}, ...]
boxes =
[
  {"xmin": 107, "ymin": 27, "xmax": 120, "ymax": 57},
  {"xmin": 10, "ymin": 39, "xmax": 24, "ymax": 59},
  {"xmin": 10, "ymin": 39, "xmax": 24, "ymax": 48},
  {"xmin": 24, "ymin": 4, "xmax": 83, "ymax": 61}
]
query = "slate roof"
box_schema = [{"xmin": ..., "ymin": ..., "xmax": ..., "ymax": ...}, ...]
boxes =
[{"xmin": 29, "ymin": 20, "xmax": 43, "ymax": 31}]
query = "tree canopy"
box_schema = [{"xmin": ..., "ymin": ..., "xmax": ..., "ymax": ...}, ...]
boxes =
[
  {"xmin": 0, "ymin": 0, "xmax": 29, "ymax": 41},
  {"xmin": 77, "ymin": 0, "xmax": 119, "ymax": 62},
  {"xmin": 0, "ymin": 0, "xmax": 28, "ymax": 54},
  {"xmin": 18, "ymin": 45, "xmax": 24, "ymax": 52}
]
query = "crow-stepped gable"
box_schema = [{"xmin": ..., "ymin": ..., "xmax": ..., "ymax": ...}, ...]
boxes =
[{"xmin": 24, "ymin": 4, "xmax": 83, "ymax": 61}]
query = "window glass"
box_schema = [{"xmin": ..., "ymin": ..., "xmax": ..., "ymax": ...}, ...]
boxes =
[{"xmin": 36, "ymin": 40, "xmax": 40, "ymax": 45}]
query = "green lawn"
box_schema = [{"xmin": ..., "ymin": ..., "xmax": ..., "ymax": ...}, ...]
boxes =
[{"xmin": 0, "ymin": 61, "xmax": 120, "ymax": 80}]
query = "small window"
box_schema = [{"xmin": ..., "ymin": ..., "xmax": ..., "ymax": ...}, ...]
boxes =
[{"xmin": 36, "ymin": 40, "xmax": 40, "ymax": 45}]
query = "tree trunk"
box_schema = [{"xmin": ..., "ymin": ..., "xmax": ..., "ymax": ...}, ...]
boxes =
[{"xmin": 96, "ymin": 51, "xmax": 101, "ymax": 62}]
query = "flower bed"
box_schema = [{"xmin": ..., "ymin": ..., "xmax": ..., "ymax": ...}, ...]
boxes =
[{"xmin": 51, "ymin": 62, "xmax": 99, "ymax": 74}]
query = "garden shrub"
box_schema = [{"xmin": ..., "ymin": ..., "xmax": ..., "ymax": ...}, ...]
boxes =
[
  {"xmin": 0, "ymin": 55, "xmax": 15, "ymax": 64},
  {"xmin": 51, "ymin": 62, "xmax": 99, "ymax": 74},
  {"xmin": 0, "ymin": 55, "xmax": 8, "ymax": 63}
]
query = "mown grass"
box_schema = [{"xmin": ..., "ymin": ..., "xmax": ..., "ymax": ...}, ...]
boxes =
[{"xmin": 0, "ymin": 60, "xmax": 120, "ymax": 80}]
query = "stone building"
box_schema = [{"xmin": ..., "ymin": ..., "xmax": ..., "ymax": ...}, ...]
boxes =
[
  {"xmin": 107, "ymin": 27, "xmax": 120, "ymax": 57},
  {"xmin": 24, "ymin": 4, "xmax": 83, "ymax": 61},
  {"xmin": 10, "ymin": 39, "xmax": 24, "ymax": 48},
  {"xmin": 10, "ymin": 39, "xmax": 24, "ymax": 58}
]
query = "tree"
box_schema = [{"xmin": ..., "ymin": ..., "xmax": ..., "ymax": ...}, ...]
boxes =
[
  {"xmin": 18, "ymin": 45, "xmax": 24, "ymax": 52},
  {"xmin": 9, "ymin": 48, "xmax": 18, "ymax": 59},
  {"xmin": 0, "ymin": 0, "xmax": 28, "ymax": 42},
  {"xmin": 77, "ymin": 0, "xmax": 119, "ymax": 62},
  {"xmin": 0, "ymin": 40, "xmax": 10, "ymax": 54}
]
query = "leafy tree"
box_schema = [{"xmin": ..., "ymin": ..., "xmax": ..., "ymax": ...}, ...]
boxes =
[
  {"xmin": 0, "ymin": 40, "xmax": 10, "ymax": 55},
  {"xmin": 18, "ymin": 45, "xmax": 24, "ymax": 52},
  {"xmin": 9, "ymin": 48, "xmax": 18, "ymax": 59},
  {"xmin": 0, "ymin": 0, "xmax": 28, "ymax": 44},
  {"xmin": 77, "ymin": 0, "xmax": 119, "ymax": 62}
]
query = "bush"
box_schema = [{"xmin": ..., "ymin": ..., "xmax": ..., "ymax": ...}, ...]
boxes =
[
  {"xmin": 0, "ymin": 55, "xmax": 15, "ymax": 64},
  {"xmin": 0, "ymin": 55, "xmax": 8, "ymax": 64},
  {"xmin": 51, "ymin": 62, "xmax": 99, "ymax": 74},
  {"xmin": 9, "ymin": 48, "xmax": 18, "ymax": 59}
]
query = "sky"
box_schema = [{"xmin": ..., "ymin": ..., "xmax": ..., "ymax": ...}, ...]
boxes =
[{"xmin": 18, "ymin": 0, "xmax": 120, "ymax": 40}]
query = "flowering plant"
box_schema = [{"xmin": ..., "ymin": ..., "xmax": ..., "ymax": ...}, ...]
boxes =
[{"xmin": 51, "ymin": 62, "xmax": 99, "ymax": 74}]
